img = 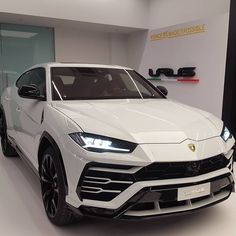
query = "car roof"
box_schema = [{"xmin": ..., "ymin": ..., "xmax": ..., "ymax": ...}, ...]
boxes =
[{"xmin": 28, "ymin": 62, "xmax": 133, "ymax": 71}]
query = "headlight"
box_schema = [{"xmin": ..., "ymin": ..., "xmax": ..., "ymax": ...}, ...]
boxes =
[
  {"xmin": 69, "ymin": 132, "xmax": 137, "ymax": 153},
  {"xmin": 221, "ymin": 126, "xmax": 232, "ymax": 142}
]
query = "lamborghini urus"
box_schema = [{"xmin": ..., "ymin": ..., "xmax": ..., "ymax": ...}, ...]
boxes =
[{"xmin": 0, "ymin": 63, "xmax": 234, "ymax": 225}]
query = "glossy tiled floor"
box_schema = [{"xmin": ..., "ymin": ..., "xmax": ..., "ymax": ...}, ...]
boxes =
[{"xmin": 0, "ymin": 149, "xmax": 235, "ymax": 236}]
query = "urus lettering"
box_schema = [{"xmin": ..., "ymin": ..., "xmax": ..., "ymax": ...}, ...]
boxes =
[{"xmin": 149, "ymin": 67, "xmax": 196, "ymax": 78}]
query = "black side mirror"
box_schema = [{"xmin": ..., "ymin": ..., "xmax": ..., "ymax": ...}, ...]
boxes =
[
  {"xmin": 157, "ymin": 85, "xmax": 168, "ymax": 96},
  {"xmin": 18, "ymin": 84, "xmax": 45, "ymax": 100}
]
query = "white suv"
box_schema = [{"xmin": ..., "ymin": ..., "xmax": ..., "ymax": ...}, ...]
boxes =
[{"xmin": 0, "ymin": 63, "xmax": 235, "ymax": 226}]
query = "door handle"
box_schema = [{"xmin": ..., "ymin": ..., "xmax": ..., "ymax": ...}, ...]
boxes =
[{"xmin": 16, "ymin": 107, "xmax": 21, "ymax": 112}]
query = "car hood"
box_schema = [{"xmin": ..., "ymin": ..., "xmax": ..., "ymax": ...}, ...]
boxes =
[{"xmin": 52, "ymin": 99, "xmax": 223, "ymax": 144}]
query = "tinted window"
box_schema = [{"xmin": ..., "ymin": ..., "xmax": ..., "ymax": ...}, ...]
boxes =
[
  {"xmin": 51, "ymin": 67, "xmax": 164, "ymax": 101},
  {"xmin": 16, "ymin": 68, "xmax": 46, "ymax": 96}
]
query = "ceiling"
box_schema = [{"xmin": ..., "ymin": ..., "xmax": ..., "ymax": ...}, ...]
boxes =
[{"xmin": 0, "ymin": 12, "xmax": 148, "ymax": 34}]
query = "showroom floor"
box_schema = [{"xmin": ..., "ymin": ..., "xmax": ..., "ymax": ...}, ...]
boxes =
[{"xmin": 0, "ymin": 149, "xmax": 235, "ymax": 236}]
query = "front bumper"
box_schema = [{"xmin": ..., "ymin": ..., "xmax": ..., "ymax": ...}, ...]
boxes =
[
  {"xmin": 79, "ymin": 173, "xmax": 234, "ymax": 219},
  {"xmin": 73, "ymin": 154, "xmax": 235, "ymax": 219}
]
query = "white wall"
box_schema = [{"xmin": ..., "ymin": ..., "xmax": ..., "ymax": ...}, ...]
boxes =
[
  {"xmin": 139, "ymin": 14, "xmax": 229, "ymax": 118},
  {"xmin": 127, "ymin": 0, "xmax": 231, "ymax": 68},
  {"xmin": 127, "ymin": 0, "xmax": 231, "ymax": 118},
  {"xmin": 149, "ymin": 0, "xmax": 230, "ymax": 29},
  {"xmin": 53, "ymin": 0, "xmax": 231, "ymax": 69},
  {"xmin": 110, "ymin": 33, "xmax": 128, "ymax": 66},
  {"xmin": 55, "ymin": 27, "xmax": 128, "ymax": 66},
  {"xmin": 0, "ymin": 0, "xmax": 149, "ymax": 29},
  {"xmin": 127, "ymin": 30, "xmax": 148, "ymax": 70}
]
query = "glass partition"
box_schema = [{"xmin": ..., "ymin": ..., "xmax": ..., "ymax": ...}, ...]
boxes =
[{"xmin": 0, "ymin": 24, "xmax": 54, "ymax": 95}]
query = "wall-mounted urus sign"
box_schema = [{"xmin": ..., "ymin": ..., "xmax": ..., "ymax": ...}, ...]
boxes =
[{"xmin": 148, "ymin": 67, "xmax": 200, "ymax": 83}]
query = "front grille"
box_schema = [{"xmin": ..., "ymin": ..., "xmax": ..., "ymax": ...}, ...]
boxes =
[
  {"xmin": 77, "ymin": 155, "xmax": 230, "ymax": 202},
  {"xmin": 135, "ymin": 155, "xmax": 229, "ymax": 180}
]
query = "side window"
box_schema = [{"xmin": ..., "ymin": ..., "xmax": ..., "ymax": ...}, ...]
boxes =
[{"xmin": 16, "ymin": 68, "xmax": 46, "ymax": 96}]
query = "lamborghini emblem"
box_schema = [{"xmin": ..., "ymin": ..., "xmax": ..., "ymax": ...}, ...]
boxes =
[{"xmin": 188, "ymin": 144, "xmax": 196, "ymax": 152}]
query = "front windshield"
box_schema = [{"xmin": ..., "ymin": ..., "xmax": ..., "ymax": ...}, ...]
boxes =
[{"xmin": 51, "ymin": 67, "xmax": 164, "ymax": 100}]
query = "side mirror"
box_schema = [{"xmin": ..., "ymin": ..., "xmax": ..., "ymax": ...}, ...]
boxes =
[
  {"xmin": 18, "ymin": 84, "xmax": 45, "ymax": 100},
  {"xmin": 157, "ymin": 85, "xmax": 168, "ymax": 96}
]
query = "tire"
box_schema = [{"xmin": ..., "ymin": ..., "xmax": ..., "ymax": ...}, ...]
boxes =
[
  {"xmin": 40, "ymin": 146, "xmax": 82, "ymax": 226},
  {"xmin": 0, "ymin": 109, "xmax": 18, "ymax": 157}
]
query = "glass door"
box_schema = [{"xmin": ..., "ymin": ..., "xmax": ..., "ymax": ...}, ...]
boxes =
[{"xmin": 0, "ymin": 23, "xmax": 55, "ymax": 95}]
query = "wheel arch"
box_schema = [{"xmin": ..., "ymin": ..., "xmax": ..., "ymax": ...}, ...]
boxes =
[{"xmin": 38, "ymin": 131, "xmax": 68, "ymax": 194}]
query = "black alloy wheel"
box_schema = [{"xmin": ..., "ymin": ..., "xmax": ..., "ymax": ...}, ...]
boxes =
[
  {"xmin": 40, "ymin": 147, "xmax": 82, "ymax": 225},
  {"xmin": 41, "ymin": 153, "xmax": 59, "ymax": 218}
]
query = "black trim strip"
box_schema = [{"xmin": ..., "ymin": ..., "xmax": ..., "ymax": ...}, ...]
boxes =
[
  {"xmin": 120, "ymin": 195, "xmax": 231, "ymax": 220},
  {"xmin": 8, "ymin": 135, "xmax": 39, "ymax": 177}
]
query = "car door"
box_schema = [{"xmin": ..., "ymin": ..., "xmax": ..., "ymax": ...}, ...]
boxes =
[
  {"xmin": 14, "ymin": 68, "xmax": 46, "ymax": 166},
  {"xmin": 6, "ymin": 71, "xmax": 32, "ymax": 143}
]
